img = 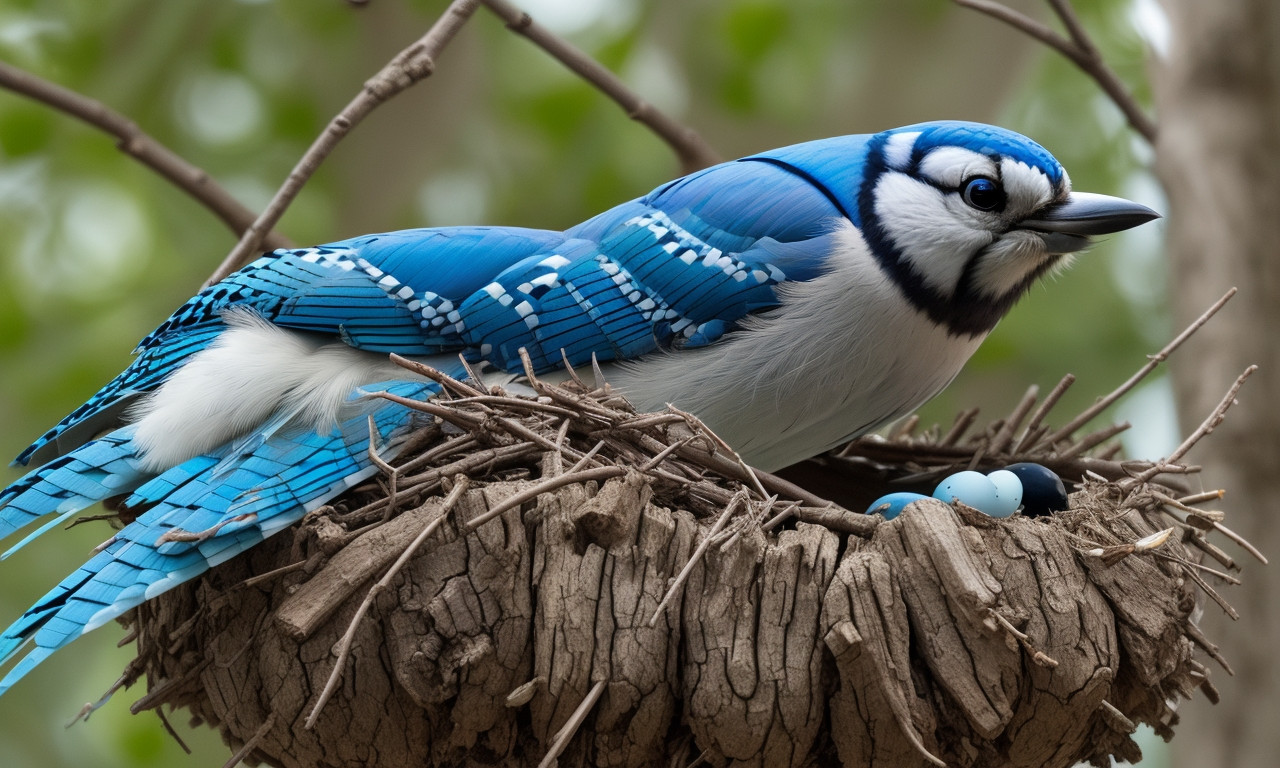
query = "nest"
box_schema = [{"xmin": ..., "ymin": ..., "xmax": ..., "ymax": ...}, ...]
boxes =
[{"xmin": 118, "ymin": 305, "xmax": 1256, "ymax": 768}]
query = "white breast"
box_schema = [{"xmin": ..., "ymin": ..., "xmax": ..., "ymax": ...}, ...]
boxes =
[{"xmin": 608, "ymin": 222, "xmax": 986, "ymax": 471}]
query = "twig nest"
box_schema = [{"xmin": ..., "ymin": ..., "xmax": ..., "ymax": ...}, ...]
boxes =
[
  {"xmin": 118, "ymin": 370, "xmax": 1240, "ymax": 768},
  {"xmin": 127, "ymin": 445, "xmax": 1218, "ymax": 767}
]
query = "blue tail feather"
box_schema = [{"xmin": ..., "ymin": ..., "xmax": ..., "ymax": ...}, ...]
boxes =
[
  {"xmin": 0, "ymin": 428, "xmax": 148, "ymax": 552},
  {"xmin": 0, "ymin": 377, "xmax": 440, "ymax": 696}
]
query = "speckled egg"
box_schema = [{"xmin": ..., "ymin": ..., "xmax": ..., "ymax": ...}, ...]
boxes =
[
  {"xmin": 933, "ymin": 471, "xmax": 1000, "ymax": 515},
  {"xmin": 984, "ymin": 469, "xmax": 1024, "ymax": 518}
]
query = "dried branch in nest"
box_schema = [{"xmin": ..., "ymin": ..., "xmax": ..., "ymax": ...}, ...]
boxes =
[
  {"xmin": 792, "ymin": 288, "xmax": 1241, "ymax": 512},
  {"xmin": 120, "ymin": 294, "xmax": 1256, "ymax": 768}
]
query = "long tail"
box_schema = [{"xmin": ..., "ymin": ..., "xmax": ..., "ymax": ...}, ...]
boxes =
[
  {"xmin": 0, "ymin": 428, "xmax": 150, "ymax": 556},
  {"xmin": 0, "ymin": 378, "xmax": 436, "ymax": 696}
]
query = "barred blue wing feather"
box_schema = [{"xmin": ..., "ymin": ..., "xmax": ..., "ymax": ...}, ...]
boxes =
[
  {"xmin": 15, "ymin": 229, "xmax": 566, "ymax": 467},
  {"xmin": 0, "ymin": 427, "xmax": 148, "ymax": 557}
]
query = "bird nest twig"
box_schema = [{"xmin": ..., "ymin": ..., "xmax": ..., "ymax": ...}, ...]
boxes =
[{"xmin": 115, "ymin": 292, "xmax": 1257, "ymax": 768}]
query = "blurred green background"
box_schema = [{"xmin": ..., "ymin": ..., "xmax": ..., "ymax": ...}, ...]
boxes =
[{"xmin": 0, "ymin": 0, "xmax": 1169, "ymax": 765}]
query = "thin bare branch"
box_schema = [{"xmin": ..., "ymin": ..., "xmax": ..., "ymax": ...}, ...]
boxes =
[
  {"xmin": 1041, "ymin": 288, "xmax": 1237, "ymax": 446},
  {"xmin": 648, "ymin": 491, "xmax": 744, "ymax": 627},
  {"xmin": 989, "ymin": 384, "xmax": 1039, "ymax": 454},
  {"xmin": 566, "ymin": 439, "xmax": 607, "ymax": 473},
  {"xmin": 1184, "ymin": 621, "xmax": 1233, "ymax": 675},
  {"xmin": 953, "ymin": 0, "xmax": 1157, "ymax": 141},
  {"xmin": 206, "ymin": 0, "xmax": 482, "ymax": 285},
  {"xmin": 939, "ymin": 407, "xmax": 980, "ymax": 447},
  {"xmin": 989, "ymin": 608, "xmax": 1059, "ymax": 667},
  {"xmin": 464, "ymin": 465, "xmax": 627, "ymax": 530},
  {"xmin": 1163, "ymin": 365, "xmax": 1256, "ymax": 467},
  {"xmin": 1046, "ymin": 0, "xmax": 1094, "ymax": 52},
  {"xmin": 1178, "ymin": 489, "xmax": 1225, "ymax": 506},
  {"xmin": 222, "ymin": 711, "xmax": 278, "ymax": 768},
  {"xmin": 1208, "ymin": 520, "xmax": 1268, "ymax": 566},
  {"xmin": 666, "ymin": 404, "xmax": 770, "ymax": 499},
  {"xmin": 1126, "ymin": 365, "xmax": 1256, "ymax": 486},
  {"xmin": 1016, "ymin": 373, "xmax": 1075, "ymax": 451},
  {"xmin": 0, "ymin": 60, "xmax": 290, "ymax": 250},
  {"xmin": 1058, "ymin": 420, "xmax": 1130, "ymax": 459},
  {"xmin": 479, "ymin": 0, "xmax": 719, "ymax": 173},
  {"xmin": 390, "ymin": 354, "xmax": 488, "ymax": 398},
  {"xmin": 1180, "ymin": 561, "xmax": 1240, "ymax": 619},
  {"xmin": 1045, "ymin": 0, "xmax": 1156, "ymax": 140}
]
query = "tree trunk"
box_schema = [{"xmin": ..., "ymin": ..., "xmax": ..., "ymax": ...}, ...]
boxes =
[{"xmin": 1153, "ymin": 2, "xmax": 1280, "ymax": 766}]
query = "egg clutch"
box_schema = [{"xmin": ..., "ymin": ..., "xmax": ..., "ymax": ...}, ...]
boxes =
[{"xmin": 865, "ymin": 462, "xmax": 1069, "ymax": 520}]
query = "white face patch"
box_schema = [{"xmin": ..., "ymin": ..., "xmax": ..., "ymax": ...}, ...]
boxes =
[
  {"xmin": 882, "ymin": 131, "xmax": 921, "ymax": 171},
  {"xmin": 869, "ymin": 139, "xmax": 1072, "ymax": 303},
  {"xmin": 917, "ymin": 147, "xmax": 997, "ymax": 188},
  {"xmin": 999, "ymin": 158, "xmax": 1057, "ymax": 218},
  {"xmin": 873, "ymin": 171, "xmax": 994, "ymax": 298}
]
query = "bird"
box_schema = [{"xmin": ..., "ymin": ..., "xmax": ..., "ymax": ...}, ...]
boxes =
[{"xmin": 0, "ymin": 120, "xmax": 1158, "ymax": 697}]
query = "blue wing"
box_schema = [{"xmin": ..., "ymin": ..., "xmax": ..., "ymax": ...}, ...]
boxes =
[{"xmin": 1, "ymin": 133, "xmax": 872, "ymax": 696}]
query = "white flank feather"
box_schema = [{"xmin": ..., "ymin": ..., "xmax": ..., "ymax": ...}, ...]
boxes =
[{"xmin": 128, "ymin": 310, "xmax": 419, "ymax": 472}]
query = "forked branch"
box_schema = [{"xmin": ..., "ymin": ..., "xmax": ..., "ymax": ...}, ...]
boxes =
[
  {"xmin": 954, "ymin": 0, "xmax": 1157, "ymax": 141},
  {"xmin": 479, "ymin": 0, "xmax": 720, "ymax": 173}
]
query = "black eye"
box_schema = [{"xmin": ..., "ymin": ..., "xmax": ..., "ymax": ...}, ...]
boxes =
[{"xmin": 962, "ymin": 177, "xmax": 1004, "ymax": 211}]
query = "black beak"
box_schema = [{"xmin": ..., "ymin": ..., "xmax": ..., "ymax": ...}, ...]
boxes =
[{"xmin": 1021, "ymin": 192, "xmax": 1161, "ymax": 254}]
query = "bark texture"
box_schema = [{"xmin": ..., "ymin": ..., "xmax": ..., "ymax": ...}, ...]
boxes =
[
  {"xmin": 121, "ymin": 385, "xmax": 1227, "ymax": 767},
  {"xmin": 1153, "ymin": 2, "xmax": 1280, "ymax": 766}
]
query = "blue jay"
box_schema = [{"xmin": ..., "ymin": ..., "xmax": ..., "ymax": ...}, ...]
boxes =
[{"xmin": 0, "ymin": 121, "xmax": 1156, "ymax": 695}]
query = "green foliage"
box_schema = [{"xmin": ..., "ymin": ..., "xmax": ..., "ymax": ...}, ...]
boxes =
[{"xmin": 0, "ymin": 1, "xmax": 1162, "ymax": 765}]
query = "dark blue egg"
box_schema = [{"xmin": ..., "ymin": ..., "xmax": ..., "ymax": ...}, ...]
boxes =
[{"xmin": 1003, "ymin": 462, "xmax": 1068, "ymax": 516}]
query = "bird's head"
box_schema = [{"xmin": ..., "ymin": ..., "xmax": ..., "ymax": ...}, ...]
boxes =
[{"xmin": 851, "ymin": 121, "xmax": 1159, "ymax": 336}]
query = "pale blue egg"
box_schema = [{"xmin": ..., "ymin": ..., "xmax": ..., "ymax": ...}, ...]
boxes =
[
  {"xmin": 984, "ymin": 469, "xmax": 1024, "ymax": 518},
  {"xmin": 933, "ymin": 471, "xmax": 999, "ymax": 515},
  {"xmin": 865, "ymin": 492, "xmax": 930, "ymax": 520}
]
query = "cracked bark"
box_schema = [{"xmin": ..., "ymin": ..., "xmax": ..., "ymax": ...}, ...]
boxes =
[{"xmin": 125, "ymin": 392, "xmax": 1229, "ymax": 768}]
